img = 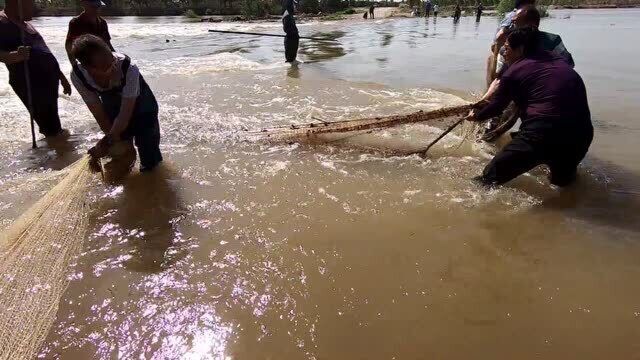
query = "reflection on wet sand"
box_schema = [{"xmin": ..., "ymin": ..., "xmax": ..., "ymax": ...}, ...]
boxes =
[
  {"xmin": 298, "ymin": 31, "xmax": 346, "ymax": 63},
  {"xmin": 104, "ymin": 164, "xmax": 187, "ymax": 273},
  {"xmin": 26, "ymin": 135, "xmax": 84, "ymax": 171},
  {"xmin": 540, "ymin": 157, "xmax": 640, "ymax": 234}
]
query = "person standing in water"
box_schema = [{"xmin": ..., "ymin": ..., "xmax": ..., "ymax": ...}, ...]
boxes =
[
  {"xmin": 424, "ymin": 0, "xmax": 432, "ymax": 18},
  {"xmin": 70, "ymin": 35, "xmax": 162, "ymax": 173},
  {"xmin": 487, "ymin": 0, "xmax": 535, "ymax": 86},
  {"xmin": 0, "ymin": 0, "xmax": 72, "ymax": 139},
  {"xmin": 453, "ymin": 3, "xmax": 462, "ymax": 22},
  {"xmin": 481, "ymin": 5, "xmax": 574, "ymax": 141},
  {"xmin": 66, "ymin": 0, "xmax": 114, "ymax": 63},
  {"xmin": 282, "ymin": 0, "xmax": 300, "ymax": 63},
  {"xmin": 468, "ymin": 28, "xmax": 593, "ymax": 187},
  {"xmin": 369, "ymin": 4, "xmax": 375, "ymax": 19},
  {"xmin": 476, "ymin": 1, "xmax": 483, "ymax": 22},
  {"xmin": 433, "ymin": 3, "xmax": 439, "ymax": 17}
]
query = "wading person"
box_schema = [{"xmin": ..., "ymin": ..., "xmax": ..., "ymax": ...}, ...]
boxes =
[
  {"xmin": 0, "ymin": 0, "xmax": 72, "ymax": 140},
  {"xmin": 453, "ymin": 4, "xmax": 462, "ymax": 22},
  {"xmin": 65, "ymin": 0, "xmax": 114, "ymax": 63},
  {"xmin": 369, "ymin": 4, "xmax": 375, "ymax": 19},
  {"xmin": 468, "ymin": 29, "xmax": 593, "ymax": 187},
  {"xmin": 475, "ymin": 1, "xmax": 483, "ymax": 22},
  {"xmin": 481, "ymin": 6, "xmax": 574, "ymax": 141},
  {"xmin": 486, "ymin": 0, "xmax": 535, "ymax": 87},
  {"xmin": 424, "ymin": 0, "xmax": 432, "ymax": 18},
  {"xmin": 282, "ymin": 0, "xmax": 300, "ymax": 63},
  {"xmin": 71, "ymin": 35, "xmax": 162, "ymax": 173},
  {"xmin": 433, "ymin": 4, "xmax": 439, "ymax": 17}
]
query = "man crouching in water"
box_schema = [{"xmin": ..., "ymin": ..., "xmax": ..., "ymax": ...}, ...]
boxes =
[
  {"xmin": 467, "ymin": 28, "xmax": 593, "ymax": 187},
  {"xmin": 70, "ymin": 34, "xmax": 162, "ymax": 174}
]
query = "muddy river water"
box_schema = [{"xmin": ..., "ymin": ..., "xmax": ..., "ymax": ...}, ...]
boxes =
[{"xmin": 1, "ymin": 8, "xmax": 639, "ymax": 359}]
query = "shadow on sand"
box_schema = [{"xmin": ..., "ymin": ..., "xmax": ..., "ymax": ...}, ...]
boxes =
[{"xmin": 113, "ymin": 164, "xmax": 188, "ymax": 273}]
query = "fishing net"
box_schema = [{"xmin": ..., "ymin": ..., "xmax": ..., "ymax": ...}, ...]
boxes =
[
  {"xmin": 0, "ymin": 156, "xmax": 93, "ymax": 360},
  {"xmin": 247, "ymin": 104, "xmax": 474, "ymax": 143}
]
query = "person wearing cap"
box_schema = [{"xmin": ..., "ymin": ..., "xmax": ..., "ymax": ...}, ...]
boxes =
[
  {"xmin": 65, "ymin": 0, "xmax": 114, "ymax": 63},
  {"xmin": 0, "ymin": 0, "xmax": 72, "ymax": 139}
]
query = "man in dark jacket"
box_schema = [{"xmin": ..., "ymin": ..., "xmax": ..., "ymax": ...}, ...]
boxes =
[
  {"xmin": 66, "ymin": 0, "xmax": 114, "ymax": 63},
  {"xmin": 282, "ymin": 0, "xmax": 300, "ymax": 62},
  {"xmin": 468, "ymin": 28, "xmax": 593, "ymax": 187}
]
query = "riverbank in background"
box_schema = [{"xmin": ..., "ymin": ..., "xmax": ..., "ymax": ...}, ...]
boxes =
[
  {"xmin": 2, "ymin": 9, "xmax": 640, "ymax": 359},
  {"xmin": 4, "ymin": 0, "xmax": 638, "ymax": 18}
]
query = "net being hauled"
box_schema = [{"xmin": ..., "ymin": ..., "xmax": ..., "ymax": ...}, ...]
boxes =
[
  {"xmin": 247, "ymin": 104, "xmax": 474, "ymax": 142},
  {"xmin": 0, "ymin": 156, "xmax": 93, "ymax": 360}
]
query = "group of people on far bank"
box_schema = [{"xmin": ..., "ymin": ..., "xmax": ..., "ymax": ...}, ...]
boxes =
[{"xmin": 0, "ymin": 0, "xmax": 593, "ymax": 187}]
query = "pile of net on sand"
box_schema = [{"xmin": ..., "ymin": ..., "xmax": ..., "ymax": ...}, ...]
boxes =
[{"xmin": 0, "ymin": 156, "xmax": 93, "ymax": 360}]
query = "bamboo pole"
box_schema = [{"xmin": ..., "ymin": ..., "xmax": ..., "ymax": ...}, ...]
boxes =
[
  {"xmin": 208, "ymin": 29, "xmax": 337, "ymax": 42},
  {"xmin": 17, "ymin": 0, "xmax": 37, "ymax": 148},
  {"xmin": 404, "ymin": 116, "xmax": 466, "ymax": 157}
]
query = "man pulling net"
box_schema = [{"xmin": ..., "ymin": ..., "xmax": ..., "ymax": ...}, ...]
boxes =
[
  {"xmin": 70, "ymin": 35, "xmax": 163, "ymax": 180},
  {"xmin": 468, "ymin": 28, "xmax": 593, "ymax": 187}
]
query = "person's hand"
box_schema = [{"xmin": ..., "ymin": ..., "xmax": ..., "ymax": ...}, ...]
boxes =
[
  {"xmin": 12, "ymin": 46, "xmax": 31, "ymax": 63},
  {"xmin": 60, "ymin": 75, "xmax": 72, "ymax": 96},
  {"xmin": 88, "ymin": 136, "xmax": 112, "ymax": 159},
  {"xmin": 465, "ymin": 109, "xmax": 479, "ymax": 122},
  {"xmin": 88, "ymin": 156, "xmax": 102, "ymax": 173}
]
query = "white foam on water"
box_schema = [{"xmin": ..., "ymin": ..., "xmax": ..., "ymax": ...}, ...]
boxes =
[{"xmin": 140, "ymin": 52, "xmax": 287, "ymax": 76}]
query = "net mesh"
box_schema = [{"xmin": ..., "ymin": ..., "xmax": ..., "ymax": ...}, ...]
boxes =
[
  {"xmin": 0, "ymin": 156, "xmax": 93, "ymax": 360},
  {"xmin": 247, "ymin": 104, "xmax": 473, "ymax": 142}
]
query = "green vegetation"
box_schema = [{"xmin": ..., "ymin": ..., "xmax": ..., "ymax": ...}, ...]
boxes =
[
  {"xmin": 538, "ymin": 5, "xmax": 549, "ymax": 16},
  {"xmin": 183, "ymin": 9, "xmax": 200, "ymax": 18},
  {"xmin": 241, "ymin": 0, "xmax": 281, "ymax": 18},
  {"xmin": 300, "ymin": 0, "xmax": 321, "ymax": 14},
  {"xmin": 12, "ymin": 0, "xmax": 640, "ymax": 16},
  {"xmin": 496, "ymin": 0, "xmax": 515, "ymax": 14}
]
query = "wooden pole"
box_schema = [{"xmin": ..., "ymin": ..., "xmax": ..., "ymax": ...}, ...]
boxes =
[
  {"xmin": 405, "ymin": 117, "xmax": 466, "ymax": 157},
  {"xmin": 17, "ymin": 0, "xmax": 37, "ymax": 149},
  {"xmin": 208, "ymin": 29, "xmax": 337, "ymax": 42}
]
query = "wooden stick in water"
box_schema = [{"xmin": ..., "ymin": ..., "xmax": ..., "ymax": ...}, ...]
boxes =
[
  {"xmin": 405, "ymin": 116, "xmax": 466, "ymax": 157},
  {"xmin": 18, "ymin": 0, "xmax": 37, "ymax": 149},
  {"xmin": 208, "ymin": 29, "xmax": 337, "ymax": 42}
]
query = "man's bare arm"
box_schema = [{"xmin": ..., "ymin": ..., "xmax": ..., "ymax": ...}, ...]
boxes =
[
  {"xmin": 108, "ymin": 98, "xmax": 136, "ymax": 140},
  {"xmin": 86, "ymin": 102, "xmax": 113, "ymax": 134}
]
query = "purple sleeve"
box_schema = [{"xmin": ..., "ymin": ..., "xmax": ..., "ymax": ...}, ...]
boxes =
[{"xmin": 475, "ymin": 74, "xmax": 515, "ymax": 121}]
